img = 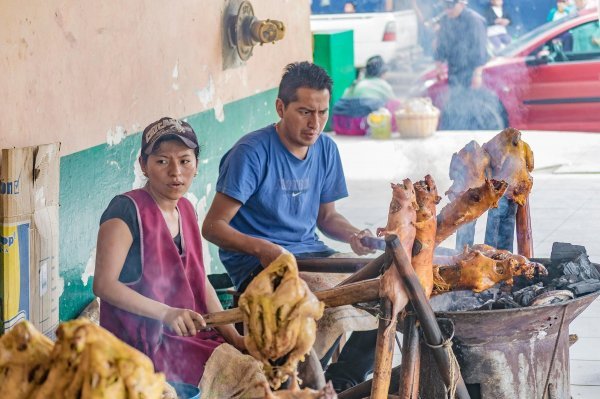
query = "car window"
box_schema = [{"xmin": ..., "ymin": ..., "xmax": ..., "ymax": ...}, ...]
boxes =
[
  {"xmin": 310, "ymin": 0, "xmax": 411, "ymax": 14},
  {"xmin": 540, "ymin": 19, "xmax": 600, "ymax": 64}
]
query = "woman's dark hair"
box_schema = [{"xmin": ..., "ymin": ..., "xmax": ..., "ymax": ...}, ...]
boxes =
[
  {"xmin": 140, "ymin": 136, "xmax": 200, "ymax": 163},
  {"xmin": 277, "ymin": 62, "xmax": 333, "ymax": 106},
  {"xmin": 365, "ymin": 56, "xmax": 386, "ymax": 78}
]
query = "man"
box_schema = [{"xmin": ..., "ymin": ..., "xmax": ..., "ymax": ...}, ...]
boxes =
[
  {"xmin": 434, "ymin": 0, "xmax": 488, "ymax": 90},
  {"xmin": 202, "ymin": 61, "xmax": 377, "ymax": 392}
]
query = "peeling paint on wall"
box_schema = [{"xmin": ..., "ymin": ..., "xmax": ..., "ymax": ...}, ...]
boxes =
[
  {"xmin": 81, "ymin": 247, "xmax": 96, "ymax": 286},
  {"xmin": 214, "ymin": 98, "xmax": 225, "ymax": 122},
  {"xmin": 131, "ymin": 149, "xmax": 146, "ymax": 189},
  {"xmin": 172, "ymin": 61, "xmax": 179, "ymax": 91},
  {"xmin": 196, "ymin": 75, "xmax": 215, "ymax": 108},
  {"xmin": 106, "ymin": 125, "xmax": 127, "ymax": 146},
  {"xmin": 185, "ymin": 186, "xmax": 214, "ymax": 274}
]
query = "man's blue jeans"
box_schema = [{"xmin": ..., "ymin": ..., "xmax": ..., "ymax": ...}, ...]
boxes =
[
  {"xmin": 484, "ymin": 196, "xmax": 518, "ymax": 251},
  {"xmin": 455, "ymin": 221, "xmax": 476, "ymax": 251}
]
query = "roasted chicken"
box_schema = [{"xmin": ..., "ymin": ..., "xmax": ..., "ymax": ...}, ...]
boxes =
[
  {"xmin": 262, "ymin": 374, "xmax": 337, "ymax": 398},
  {"xmin": 436, "ymin": 179, "xmax": 508, "ymax": 245},
  {"xmin": 445, "ymin": 140, "xmax": 491, "ymax": 201},
  {"xmin": 376, "ymin": 179, "xmax": 417, "ymax": 336},
  {"xmin": 0, "ymin": 321, "xmax": 54, "ymax": 399},
  {"xmin": 482, "ymin": 127, "xmax": 534, "ymax": 206},
  {"xmin": 30, "ymin": 319, "xmax": 166, "ymax": 399},
  {"xmin": 239, "ymin": 253, "xmax": 324, "ymax": 390}
]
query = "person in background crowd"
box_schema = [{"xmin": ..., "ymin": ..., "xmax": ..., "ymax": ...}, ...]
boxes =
[
  {"xmin": 434, "ymin": 0, "xmax": 488, "ymax": 90},
  {"xmin": 484, "ymin": 0, "xmax": 512, "ymax": 50},
  {"xmin": 547, "ymin": 0, "xmax": 572, "ymax": 21},
  {"xmin": 94, "ymin": 117, "xmax": 265, "ymax": 397},
  {"xmin": 202, "ymin": 62, "xmax": 379, "ymax": 393},
  {"xmin": 343, "ymin": 55, "xmax": 396, "ymax": 102}
]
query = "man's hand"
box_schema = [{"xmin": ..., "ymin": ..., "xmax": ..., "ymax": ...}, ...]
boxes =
[
  {"xmin": 349, "ymin": 229, "xmax": 376, "ymax": 256},
  {"xmin": 258, "ymin": 242, "xmax": 286, "ymax": 268},
  {"xmin": 162, "ymin": 307, "xmax": 207, "ymax": 337},
  {"xmin": 495, "ymin": 18, "xmax": 510, "ymax": 26},
  {"xmin": 471, "ymin": 67, "xmax": 484, "ymax": 89}
]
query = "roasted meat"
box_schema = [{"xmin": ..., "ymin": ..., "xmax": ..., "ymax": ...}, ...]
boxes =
[
  {"xmin": 30, "ymin": 319, "xmax": 166, "ymax": 399},
  {"xmin": 482, "ymin": 127, "xmax": 534, "ymax": 206},
  {"xmin": 412, "ymin": 175, "xmax": 441, "ymax": 298},
  {"xmin": 376, "ymin": 179, "xmax": 417, "ymax": 336},
  {"xmin": 0, "ymin": 321, "xmax": 54, "ymax": 399},
  {"xmin": 445, "ymin": 140, "xmax": 491, "ymax": 201},
  {"xmin": 435, "ymin": 250, "xmax": 518, "ymax": 292},
  {"xmin": 262, "ymin": 374, "xmax": 337, "ymax": 398},
  {"xmin": 239, "ymin": 253, "xmax": 324, "ymax": 390},
  {"xmin": 433, "ymin": 244, "xmax": 548, "ymax": 293},
  {"xmin": 436, "ymin": 179, "xmax": 508, "ymax": 246},
  {"xmin": 469, "ymin": 244, "xmax": 547, "ymax": 279}
]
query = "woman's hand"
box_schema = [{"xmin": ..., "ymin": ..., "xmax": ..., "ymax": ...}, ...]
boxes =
[
  {"xmin": 349, "ymin": 229, "xmax": 376, "ymax": 256},
  {"xmin": 230, "ymin": 333, "xmax": 247, "ymax": 353},
  {"xmin": 162, "ymin": 307, "xmax": 207, "ymax": 337}
]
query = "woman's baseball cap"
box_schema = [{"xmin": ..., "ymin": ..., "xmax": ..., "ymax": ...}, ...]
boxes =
[{"xmin": 141, "ymin": 117, "xmax": 198, "ymax": 155}]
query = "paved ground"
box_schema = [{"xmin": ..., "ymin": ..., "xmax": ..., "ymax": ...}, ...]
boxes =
[{"xmin": 321, "ymin": 129, "xmax": 600, "ymax": 397}]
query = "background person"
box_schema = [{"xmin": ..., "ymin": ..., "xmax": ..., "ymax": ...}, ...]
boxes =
[
  {"xmin": 343, "ymin": 55, "xmax": 396, "ymax": 103},
  {"xmin": 94, "ymin": 117, "xmax": 263, "ymax": 397},
  {"xmin": 202, "ymin": 62, "xmax": 379, "ymax": 393},
  {"xmin": 484, "ymin": 0, "xmax": 512, "ymax": 51}
]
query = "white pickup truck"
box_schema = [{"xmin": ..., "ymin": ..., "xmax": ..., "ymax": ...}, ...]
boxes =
[{"xmin": 310, "ymin": 0, "xmax": 419, "ymax": 68}]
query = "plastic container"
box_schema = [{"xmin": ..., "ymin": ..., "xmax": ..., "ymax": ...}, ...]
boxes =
[
  {"xmin": 332, "ymin": 114, "xmax": 368, "ymax": 136},
  {"xmin": 367, "ymin": 108, "xmax": 392, "ymax": 139},
  {"xmin": 169, "ymin": 381, "xmax": 201, "ymax": 399}
]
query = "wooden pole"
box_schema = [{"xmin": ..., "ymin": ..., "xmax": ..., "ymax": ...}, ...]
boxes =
[
  {"xmin": 399, "ymin": 312, "xmax": 421, "ymax": 399},
  {"xmin": 370, "ymin": 298, "xmax": 397, "ymax": 399},
  {"xmin": 516, "ymin": 199, "xmax": 533, "ymax": 258},
  {"xmin": 386, "ymin": 235, "xmax": 470, "ymax": 399},
  {"xmin": 338, "ymin": 365, "xmax": 403, "ymax": 399},
  {"xmin": 337, "ymin": 254, "xmax": 388, "ymax": 287},
  {"xmin": 202, "ymin": 278, "xmax": 381, "ymax": 327}
]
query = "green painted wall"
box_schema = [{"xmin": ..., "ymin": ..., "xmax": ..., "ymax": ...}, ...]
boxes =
[{"xmin": 59, "ymin": 89, "xmax": 278, "ymax": 321}]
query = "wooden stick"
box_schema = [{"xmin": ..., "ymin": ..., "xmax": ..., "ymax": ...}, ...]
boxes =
[
  {"xmin": 297, "ymin": 257, "xmax": 372, "ymax": 273},
  {"xmin": 336, "ymin": 254, "xmax": 388, "ymax": 287},
  {"xmin": 371, "ymin": 298, "xmax": 397, "ymax": 399},
  {"xmin": 516, "ymin": 199, "xmax": 533, "ymax": 258},
  {"xmin": 399, "ymin": 312, "xmax": 420, "ymax": 399},
  {"xmin": 338, "ymin": 365, "xmax": 403, "ymax": 399},
  {"xmin": 202, "ymin": 278, "xmax": 381, "ymax": 327},
  {"xmin": 386, "ymin": 235, "xmax": 470, "ymax": 399}
]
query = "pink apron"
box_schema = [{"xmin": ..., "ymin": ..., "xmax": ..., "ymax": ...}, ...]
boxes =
[{"xmin": 100, "ymin": 189, "xmax": 224, "ymax": 385}]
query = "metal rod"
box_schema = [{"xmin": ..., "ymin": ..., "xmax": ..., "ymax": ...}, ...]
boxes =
[
  {"xmin": 399, "ymin": 312, "xmax": 421, "ymax": 399},
  {"xmin": 386, "ymin": 235, "xmax": 470, "ymax": 399},
  {"xmin": 297, "ymin": 257, "xmax": 372, "ymax": 273}
]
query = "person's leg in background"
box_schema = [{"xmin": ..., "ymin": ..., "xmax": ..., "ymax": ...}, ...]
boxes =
[
  {"xmin": 323, "ymin": 329, "xmax": 379, "ymax": 393},
  {"xmin": 484, "ymin": 195, "xmax": 518, "ymax": 251},
  {"xmin": 455, "ymin": 220, "xmax": 476, "ymax": 251}
]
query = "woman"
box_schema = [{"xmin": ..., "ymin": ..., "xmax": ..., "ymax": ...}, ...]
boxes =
[{"xmin": 93, "ymin": 117, "xmax": 247, "ymax": 387}]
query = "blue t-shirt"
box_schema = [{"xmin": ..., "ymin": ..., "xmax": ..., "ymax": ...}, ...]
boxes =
[{"xmin": 216, "ymin": 124, "xmax": 348, "ymax": 288}]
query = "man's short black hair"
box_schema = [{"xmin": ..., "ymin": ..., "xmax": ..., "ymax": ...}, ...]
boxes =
[{"xmin": 278, "ymin": 62, "xmax": 333, "ymax": 106}]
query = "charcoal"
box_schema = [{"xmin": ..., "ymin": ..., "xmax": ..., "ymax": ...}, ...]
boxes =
[
  {"xmin": 551, "ymin": 242, "xmax": 588, "ymax": 264},
  {"xmin": 513, "ymin": 283, "xmax": 546, "ymax": 306},
  {"xmin": 562, "ymin": 253, "xmax": 600, "ymax": 280},
  {"xmin": 430, "ymin": 290, "xmax": 488, "ymax": 312},
  {"xmin": 567, "ymin": 279, "xmax": 600, "ymax": 296}
]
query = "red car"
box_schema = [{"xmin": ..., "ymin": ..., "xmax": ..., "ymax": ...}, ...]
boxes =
[{"xmin": 422, "ymin": 10, "xmax": 600, "ymax": 132}]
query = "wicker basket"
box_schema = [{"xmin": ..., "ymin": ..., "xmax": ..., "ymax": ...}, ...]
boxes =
[{"xmin": 395, "ymin": 109, "xmax": 440, "ymax": 138}]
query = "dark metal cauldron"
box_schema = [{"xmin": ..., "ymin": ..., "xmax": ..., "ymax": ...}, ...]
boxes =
[{"xmin": 419, "ymin": 291, "xmax": 600, "ymax": 399}]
